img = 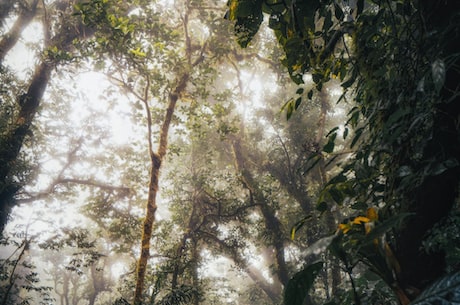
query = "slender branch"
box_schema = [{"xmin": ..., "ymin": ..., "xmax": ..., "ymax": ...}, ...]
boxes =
[
  {"xmin": 198, "ymin": 230, "xmax": 282, "ymax": 302},
  {"xmin": 1, "ymin": 238, "xmax": 30, "ymax": 305},
  {"xmin": 229, "ymin": 49, "xmax": 278, "ymax": 70},
  {"xmin": 275, "ymin": 132, "xmax": 294, "ymax": 182}
]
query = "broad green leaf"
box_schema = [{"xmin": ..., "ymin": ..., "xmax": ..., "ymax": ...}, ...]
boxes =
[
  {"xmin": 228, "ymin": 0, "xmax": 256, "ymax": 19},
  {"xmin": 284, "ymin": 262, "xmax": 323, "ymax": 305},
  {"xmin": 282, "ymin": 98, "xmax": 295, "ymax": 120},
  {"xmin": 262, "ymin": 1, "xmax": 285, "ymax": 14},
  {"xmin": 431, "ymin": 58, "xmax": 445, "ymax": 92},
  {"xmin": 294, "ymin": 97, "xmax": 302, "ymax": 109},
  {"xmin": 410, "ymin": 271, "xmax": 460, "ymax": 305},
  {"xmin": 334, "ymin": 3, "xmax": 344, "ymax": 21},
  {"xmin": 234, "ymin": 13, "xmax": 263, "ymax": 48},
  {"xmin": 323, "ymin": 132, "xmax": 337, "ymax": 153}
]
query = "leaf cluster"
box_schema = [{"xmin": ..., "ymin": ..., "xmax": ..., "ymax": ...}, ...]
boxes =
[{"xmin": 228, "ymin": 0, "xmax": 460, "ymax": 304}]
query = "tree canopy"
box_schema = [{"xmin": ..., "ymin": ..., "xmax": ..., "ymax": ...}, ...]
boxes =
[
  {"xmin": 226, "ymin": 0, "xmax": 460, "ymax": 304},
  {"xmin": 1, "ymin": 0, "xmax": 459, "ymax": 305}
]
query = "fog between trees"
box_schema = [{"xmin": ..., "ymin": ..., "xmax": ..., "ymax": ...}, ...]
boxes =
[{"xmin": 1, "ymin": 1, "xmax": 460, "ymax": 305}]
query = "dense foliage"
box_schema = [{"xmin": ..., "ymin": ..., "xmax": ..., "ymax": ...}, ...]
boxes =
[
  {"xmin": 1, "ymin": 0, "xmax": 459, "ymax": 304},
  {"xmin": 226, "ymin": 0, "xmax": 460, "ymax": 304}
]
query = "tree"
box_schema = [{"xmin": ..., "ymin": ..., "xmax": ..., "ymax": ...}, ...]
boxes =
[
  {"xmin": 226, "ymin": 0, "xmax": 460, "ymax": 304},
  {"xmin": 0, "ymin": 0, "xmax": 98, "ymax": 233}
]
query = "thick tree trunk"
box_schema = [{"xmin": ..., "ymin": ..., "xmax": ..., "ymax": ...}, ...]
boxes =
[
  {"xmin": 200, "ymin": 230, "xmax": 283, "ymax": 303},
  {"xmin": 0, "ymin": 11, "xmax": 95, "ymax": 233},
  {"xmin": 0, "ymin": 59, "xmax": 52, "ymax": 232}
]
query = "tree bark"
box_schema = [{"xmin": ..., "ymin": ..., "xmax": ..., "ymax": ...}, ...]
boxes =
[
  {"xmin": 133, "ymin": 73, "xmax": 189, "ymax": 304},
  {"xmin": 200, "ymin": 230, "xmax": 282, "ymax": 303},
  {"xmin": 0, "ymin": 11, "xmax": 95, "ymax": 233},
  {"xmin": 231, "ymin": 137, "xmax": 290, "ymax": 286},
  {"xmin": 0, "ymin": 59, "xmax": 53, "ymax": 232},
  {"xmin": 0, "ymin": 0, "xmax": 39, "ymax": 62}
]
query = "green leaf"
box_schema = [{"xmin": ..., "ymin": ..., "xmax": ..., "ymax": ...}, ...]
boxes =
[
  {"xmin": 410, "ymin": 271, "xmax": 460, "ymax": 305},
  {"xmin": 341, "ymin": 70, "xmax": 357, "ymax": 89},
  {"xmin": 343, "ymin": 127, "xmax": 349, "ymax": 139},
  {"xmin": 303, "ymin": 154, "xmax": 322, "ymax": 175},
  {"xmin": 328, "ymin": 186, "xmax": 344, "ymax": 204},
  {"xmin": 290, "ymin": 215, "xmax": 313, "ymax": 240},
  {"xmin": 334, "ymin": 3, "xmax": 344, "ymax": 21},
  {"xmin": 294, "ymin": 97, "xmax": 302, "ymax": 110},
  {"xmin": 357, "ymin": 0, "xmax": 364, "ymax": 15},
  {"xmin": 312, "ymin": 72, "xmax": 322, "ymax": 84},
  {"xmin": 287, "ymin": 104, "xmax": 294, "ymax": 120},
  {"xmin": 431, "ymin": 58, "xmax": 445, "ymax": 92},
  {"xmin": 262, "ymin": 2, "xmax": 285, "ymax": 14},
  {"xmin": 129, "ymin": 47, "xmax": 146, "ymax": 57},
  {"xmin": 317, "ymin": 201, "xmax": 328, "ymax": 213},
  {"xmin": 323, "ymin": 132, "xmax": 337, "ymax": 153},
  {"xmin": 234, "ymin": 13, "xmax": 264, "ymax": 48},
  {"xmin": 326, "ymin": 126, "xmax": 340, "ymax": 137},
  {"xmin": 228, "ymin": 0, "xmax": 256, "ymax": 18},
  {"xmin": 284, "ymin": 262, "xmax": 323, "ymax": 305},
  {"xmin": 350, "ymin": 127, "xmax": 364, "ymax": 148}
]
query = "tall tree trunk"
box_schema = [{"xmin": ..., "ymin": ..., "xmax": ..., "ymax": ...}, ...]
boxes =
[
  {"xmin": 0, "ymin": 0, "xmax": 39, "ymax": 62},
  {"xmin": 0, "ymin": 59, "xmax": 53, "ymax": 232},
  {"xmin": 0, "ymin": 11, "xmax": 95, "ymax": 232},
  {"xmin": 231, "ymin": 137, "xmax": 290, "ymax": 286},
  {"xmin": 315, "ymin": 89, "xmax": 342, "ymax": 297},
  {"xmin": 133, "ymin": 73, "xmax": 189, "ymax": 304}
]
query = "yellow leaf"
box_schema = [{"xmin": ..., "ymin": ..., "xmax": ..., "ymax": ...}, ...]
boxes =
[
  {"xmin": 292, "ymin": 64, "xmax": 302, "ymax": 71},
  {"xmin": 338, "ymin": 223, "xmax": 351, "ymax": 234},
  {"xmin": 366, "ymin": 207, "xmax": 378, "ymax": 221},
  {"xmin": 352, "ymin": 216, "xmax": 370, "ymax": 225},
  {"xmin": 129, "ymin": 47, "xmax": 146, "ymax": 58}
]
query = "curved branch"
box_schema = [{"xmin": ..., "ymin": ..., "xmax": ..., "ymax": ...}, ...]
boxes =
[{"xmin": 198, "ymin": 230, "xmax": 282, "ymax": 303}]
